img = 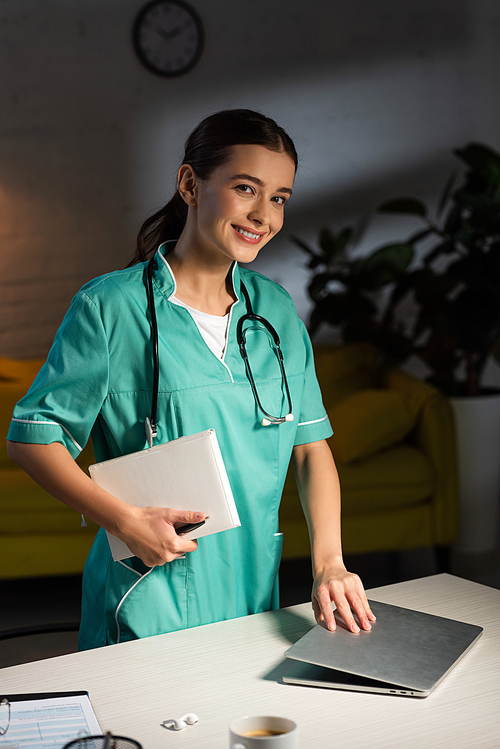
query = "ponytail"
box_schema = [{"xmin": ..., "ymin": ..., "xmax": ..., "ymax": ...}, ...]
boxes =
[{"xmin": 129, "ymin": 192, "xmax": 187, "ymax": 266}]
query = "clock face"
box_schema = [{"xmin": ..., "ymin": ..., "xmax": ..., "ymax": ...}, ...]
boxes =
[{"xmin": 133, "ymin": 0, "xmax": 204, "ymax": 77}]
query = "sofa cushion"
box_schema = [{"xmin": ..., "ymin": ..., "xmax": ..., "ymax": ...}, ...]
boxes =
[
  {"xmin": 0, "ymin": 357, "xmax": 45, "ymax": 465},
  {"xmin": 313, "ymin": 343, "xmax": 379, "ymax": 410},
  {"xmin": 0, "ymin": 357, "xmax": 45, "ymax": 384},
  {"xmin": 336, "ymin": 444, "xmax": 435, "ymax": 512},
  {"xmin": 1, "ymin": 356, "xmax": 98, "ymax": 536},
  {"xmin": 328, "ymin": 389, "xmax": 419, "ymax": 463},
  {"xmin": 0, "ymin": 469, "xmax": 99, "ymax": 534},
  {"xmin": 280, "ymin": 444, "xmax": 434, "ymax": 522}
]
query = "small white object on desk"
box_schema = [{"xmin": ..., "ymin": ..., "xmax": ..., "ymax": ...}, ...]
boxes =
[{"xmin": 161, "ymin": 713, "xmax": 199, "ymax": 731}]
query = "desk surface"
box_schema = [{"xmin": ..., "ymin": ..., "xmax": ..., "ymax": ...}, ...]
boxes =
[{"xmin": 1, "ymin": 574, "xmax": 499, "ymax": 749}]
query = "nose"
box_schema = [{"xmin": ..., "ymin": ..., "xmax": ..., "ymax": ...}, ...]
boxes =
[{"xmin": 248, "ymin": 196, "xmax": 271, "ymax": 227}]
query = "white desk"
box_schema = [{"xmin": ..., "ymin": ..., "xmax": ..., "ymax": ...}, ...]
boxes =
[{"xmin": 1, "ymin": 574, "xmax": 499, "ymax": 748}]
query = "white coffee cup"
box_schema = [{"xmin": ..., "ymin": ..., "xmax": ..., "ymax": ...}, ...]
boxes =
[{"xmin": 229, "ymin": 716, "xmax": 298, "ymax": 749}]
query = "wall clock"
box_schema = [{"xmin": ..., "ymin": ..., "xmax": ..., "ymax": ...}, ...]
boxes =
[{"xmin": 133, "ymin": 0, "xmax": 204, "ymax": 78}]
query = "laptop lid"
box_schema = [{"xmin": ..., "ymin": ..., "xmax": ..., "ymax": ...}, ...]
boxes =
[{"xmin": 283, "ymin": 599, "xmax": 483, "ymax": 697}]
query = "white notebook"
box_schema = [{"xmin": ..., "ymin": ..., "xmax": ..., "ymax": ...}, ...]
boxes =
[{"xmin": 88, "ymin": 429, "xmax": 240, "ymax": 561}]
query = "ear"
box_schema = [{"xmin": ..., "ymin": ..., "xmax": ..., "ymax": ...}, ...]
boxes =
[{"xmin": 177, "ymin": 164, "xmax": 198, "ymax": 206}]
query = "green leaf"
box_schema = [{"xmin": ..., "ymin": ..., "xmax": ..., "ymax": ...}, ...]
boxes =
[
  {"xmin": 308, "ymin": 255, "xmax": 323, "ymax": 270},
  {"xmin": 335, "ymin": 226, "xmax": 354, "ymax": 254},
  {"xmin": 357, "ymin": 267, "xmax": 398, "ymax": 291},
  {"xmin": 422, "ymin": 241, "xmax": 455, "ymax": 265},
  {"xmin": 407, "ymin": 228, "xmax": 434, "ymax": 244},
  {"xmin": 454, "ymin": 143, "xmax": 500, "ymax": 185},
  {"xmin": 290, "ymin": 235, "xmax": 316, "ymax": 255},
  {"xmin": 319, "ymin": 226, "xmax": 354, "ymax": 264},
  {"xmin": 378, "ymin": 197, "xmax": 428, "ymax": 218},
  {"xmin": 359, "ymin": 243, "xmax": 415, "ymax": 274},
  {"xmin": 307, "ymin": 273, "xmax": 332, "ymax": 302},
  {"xmin": 437, "ymin": 171, "xmax": 457, "ymax": 216},
  {"xmin": 315, "ymin": 293, "xmax": 352, "ymax": 326},
  {"xmin": 443, "ymin": 204, "xmax": 461, "ymax": 235},
  {"xmin": 357, "ymin": 244, "xmax": 414, "ymax": 290},
  {"xmin": 412, "ymin": 267, "xmax": 458, "ymax": 304},
  {"xmin": 383, "ymin": 274, "xmax": 415, "ymax": 323},
  {"xmin": 318, "ymin": 227, "xmax": 337, "ymax": 258}
]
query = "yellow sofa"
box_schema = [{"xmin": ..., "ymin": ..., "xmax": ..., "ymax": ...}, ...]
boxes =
[
  {"xmin": 279, "ymin": 343, "xmax": 459, "ymax": 564},
  {"xmin": 1, "ymin": 344, "xmax": 459, "ymax": 579},
  {"xmin": 0, "ymin": 357, "xmax": 98, "ymax": 579}
]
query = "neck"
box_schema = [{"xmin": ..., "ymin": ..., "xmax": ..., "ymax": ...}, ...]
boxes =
[{"xmin": 166, "ymin": 233, "xmax": 236, "ymax": 316}]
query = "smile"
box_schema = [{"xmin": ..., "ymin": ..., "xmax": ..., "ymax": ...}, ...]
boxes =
[{"xmin": 232, "ymin": 225, "xmax": 267, "ymax": 243}]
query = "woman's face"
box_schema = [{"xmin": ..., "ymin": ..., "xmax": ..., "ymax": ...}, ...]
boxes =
[{"xmin": 182, "ymin": 143, "xmax": 296, "ymax": 265}]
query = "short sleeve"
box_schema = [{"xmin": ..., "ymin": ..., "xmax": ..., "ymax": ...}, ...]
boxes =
[
  {"xmin": 293, "ymin": 318, "xmax": 333, "ymax": 446},
  {"xmin": 7, "ymin": 292, "xmax": 109, "ymax": 459}
]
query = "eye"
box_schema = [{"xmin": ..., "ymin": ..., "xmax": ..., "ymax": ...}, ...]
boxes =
[
  {"xmin": 272, "ymin": 195, "xmax": 287, "ymax": 206},
  {"xmin": 235, "ymin": 184, "xmax": 254, "ymax": 195}
]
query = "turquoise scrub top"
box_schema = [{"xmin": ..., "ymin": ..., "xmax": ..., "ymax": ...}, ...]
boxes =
[{"xmin": 8, "ymin": 242, "xmax": 332, "ymax": 649}]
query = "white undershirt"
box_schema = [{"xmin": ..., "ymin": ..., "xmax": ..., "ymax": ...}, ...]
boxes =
[{"xmin": 171, "ymin": 296, "xmax": 230, "ymax": 360}]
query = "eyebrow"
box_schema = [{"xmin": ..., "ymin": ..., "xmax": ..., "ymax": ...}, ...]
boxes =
[{"xmin": 230, "ymin": 173, "xmax": 293, "ymax": 196}]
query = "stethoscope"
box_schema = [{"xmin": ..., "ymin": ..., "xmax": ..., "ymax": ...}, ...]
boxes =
[{"xmin": 144, "ymin": 255, "xmax": 293, "ymax": 447}]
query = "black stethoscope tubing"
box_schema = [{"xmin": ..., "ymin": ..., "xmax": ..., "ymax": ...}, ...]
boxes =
[
  {"xmin": 145, "ymin": 256, "xmax": 160, "ymax": 443},
  {"xmin": 236, "ymin": 283, "xmax": 293, "ymax": 426},
  {"xmin": 145, "ymin": 255, "xmax": 293, "ymax": 444}
]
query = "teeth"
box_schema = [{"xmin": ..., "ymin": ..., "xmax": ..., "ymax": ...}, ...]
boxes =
[{"xmin": 235, "ymin": 227, "xmax": 261, "ymax": 239}]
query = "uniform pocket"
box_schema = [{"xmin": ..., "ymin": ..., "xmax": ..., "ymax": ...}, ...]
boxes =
[
  {"xmin": 105, "ymin": 558, "xmax": 188, "ymax": 644},
  {"xmin": 105, "ymin": 561, "xmax": 155, "ymax": 644}
]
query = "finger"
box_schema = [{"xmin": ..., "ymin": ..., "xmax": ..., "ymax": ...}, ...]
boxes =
[
  {"xmin": 344, "ymin": 590, "xmax": 372, "ymax": 631},
  {"xmin": 315, "ymin": 586, "xmax": 336, "ymax": 632},
  {"xmin": 345, "ymin": 582, "xmax": 376, "ymax": 630},
  {"xmin": 174, "ymin": 537, "xmax": 198, "ymax": 556},
  {"xmin": 170, "ymin": 510, "xmax": 207, "ymax": 524},
  {"xmin": 333, "ymin": 592, "xmax": 360, "ymax": 634},
  {"xmin": 311, "ymin": 596, "xmax": 323, "ymax": 624},
  {"xmin": 153, "ymin": 537, "xmax": 198, "ymax": 565}
]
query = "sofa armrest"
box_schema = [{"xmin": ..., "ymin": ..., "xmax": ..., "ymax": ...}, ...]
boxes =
[{"xmin": 383, "ymin": 367, "xmax": 459, "ymax": 544}]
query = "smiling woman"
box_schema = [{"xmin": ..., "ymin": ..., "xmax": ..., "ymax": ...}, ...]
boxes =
[{"xmin": 7, "ymin": 109, "xmax": 375, "ymax": 651}]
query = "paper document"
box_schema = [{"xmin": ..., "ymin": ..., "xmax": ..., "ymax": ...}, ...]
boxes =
[
  {"xmin": 0, "ymin": 692, "xmax": 101, "ymax": 749},
  {"xmin": 89, "ymin": 428, "xmax": 241, "ymax": 561}
]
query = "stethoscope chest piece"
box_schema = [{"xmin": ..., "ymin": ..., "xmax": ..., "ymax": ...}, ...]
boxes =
[
  {"xmin": 261, "ymin": 413, "xmax": 294, "ymax": 427},
  {"xmin": 145, "ymin": 416, "xmax": 157, "ymax": 448}
]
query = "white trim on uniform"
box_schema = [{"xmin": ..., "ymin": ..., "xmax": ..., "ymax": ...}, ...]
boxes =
[
  {"xmin": 161, "ymin": 252, "xmax": 237, "ymax": 383},
  {"xmin": 297, "ymin": 414, "xmax": 329, "ymax": 427},
  {"xmin": 11, "ymin": 418, "xmax": 83, "ymax": 452},
  {"xmin": 158, "ymin": 251, "xmax": 176, "ymax": 292},
  {"xmin": 117, "ymin": 560, "xmax": 142, "ymax": 577},
  {"xmin": 114, "ymin": 565, "xmax": 156, "ymax": 643}
]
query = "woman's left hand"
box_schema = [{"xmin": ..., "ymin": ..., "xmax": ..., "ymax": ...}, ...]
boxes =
[{"xmin": 312, "ymin": 562, "xmax": 376, "ymax": 634}]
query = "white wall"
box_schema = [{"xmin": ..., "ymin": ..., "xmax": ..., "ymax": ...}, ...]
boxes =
[{"xmin": 1, "ymin": 0, "xmax": 500, "ymax": 369}]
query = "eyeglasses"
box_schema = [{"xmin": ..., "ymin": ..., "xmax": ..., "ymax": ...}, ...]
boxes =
[
  {"xmin": 0, "ymin": 699, "xmax": 11, "ymax": 736},
  {"xmin": 63, "ymin": 734, "xmax": 142, "ymax": 748}
]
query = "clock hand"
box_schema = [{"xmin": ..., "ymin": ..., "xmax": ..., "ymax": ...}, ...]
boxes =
[{"xmin": 157, "ymin": 25, "xmax": 184, "ymax": 41}]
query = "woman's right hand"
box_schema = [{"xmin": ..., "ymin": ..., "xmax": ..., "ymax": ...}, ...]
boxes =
[
  {"xmin": 116, "ymin": 505, "xmax": 207, "ymax": 566},
  {"xmin": 6, "ymin": 441, "xmax": 206, "ymax": 567}
]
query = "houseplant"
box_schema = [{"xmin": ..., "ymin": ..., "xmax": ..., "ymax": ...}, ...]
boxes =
[
  {"xmin": 294, "ymin": 142, "xmax": 500, "ymax": 552},
  {"xmin": 295, "ymin": 142, "xmax": 500, "ymax": 396}
]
